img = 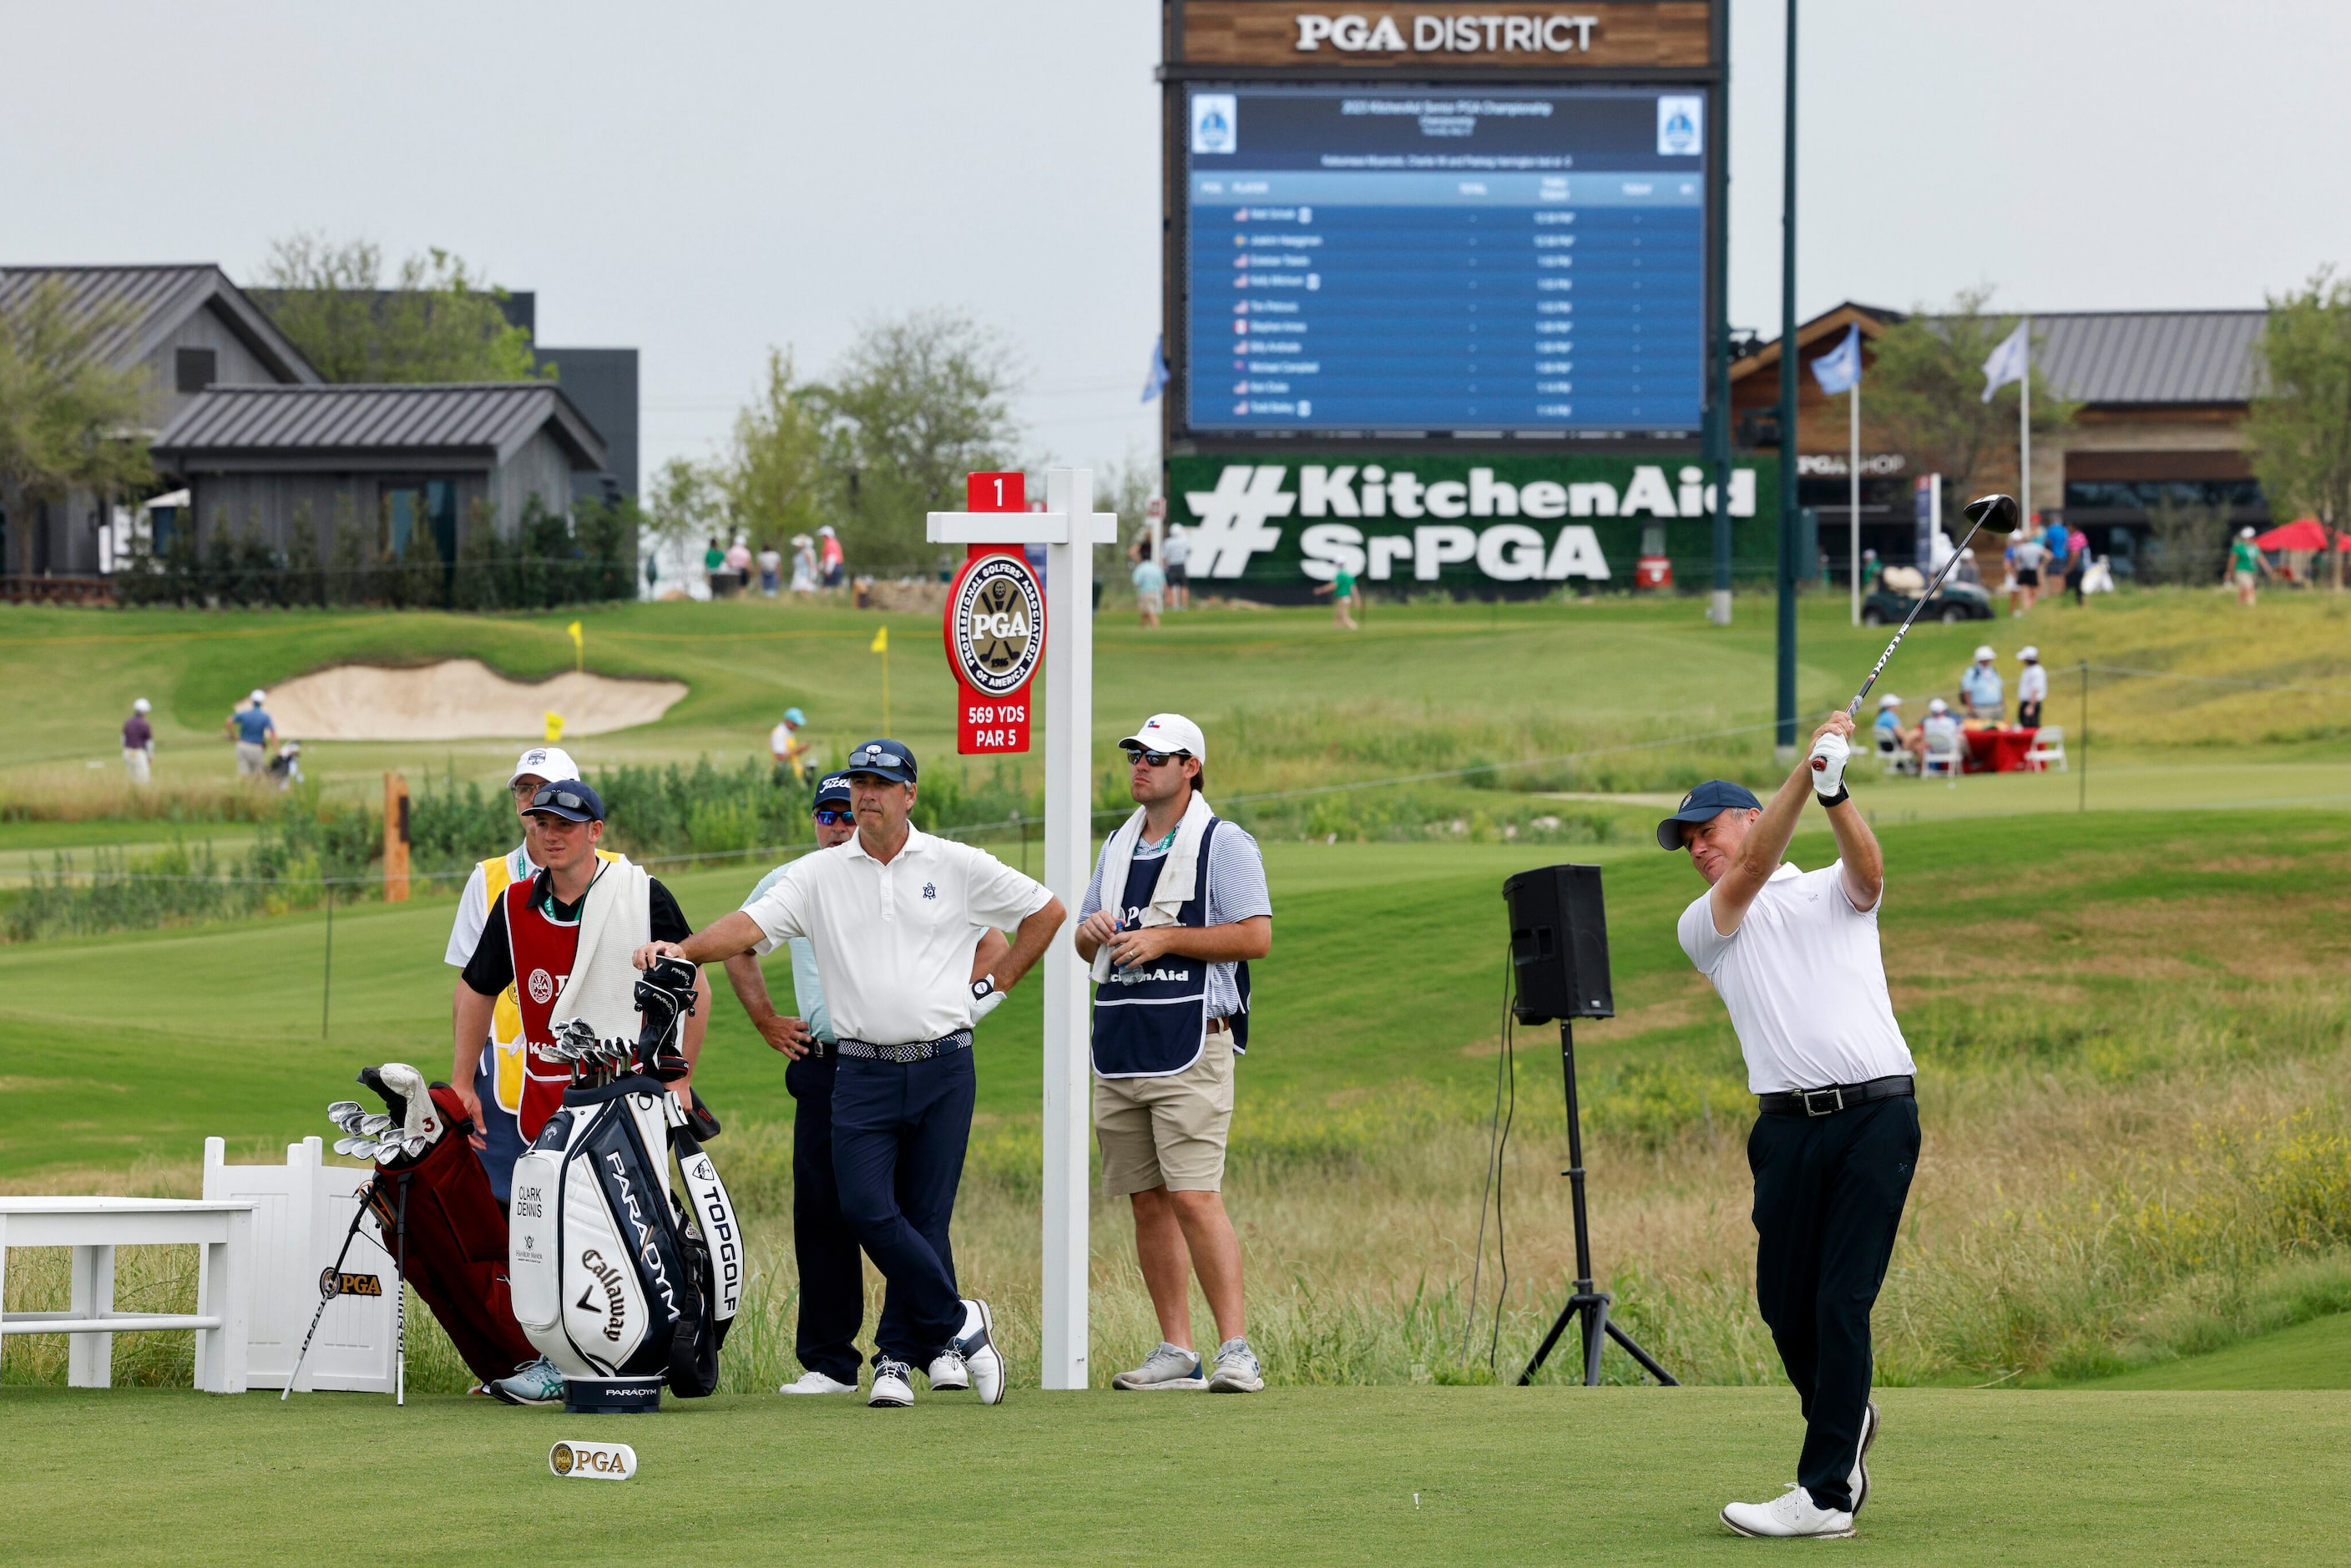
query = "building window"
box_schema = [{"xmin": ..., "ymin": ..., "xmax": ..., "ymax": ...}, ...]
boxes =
[
  {"xmin": 175, "ymin": 347, "xmax": 218, "ymax": 394},
  {"xmin": 386, "ymin": 482, "xmax": 460, "ymax": 561},
  {"xmin": 2063, "ymin": 479, "xmax": 2263, "ymax": 511}
]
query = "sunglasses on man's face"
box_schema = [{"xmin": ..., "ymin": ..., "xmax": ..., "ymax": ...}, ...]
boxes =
[
  {"xmin": 813, "ymin": 808, "xmax": 855, "ymax": 826},
  {"xmin": 1122, "ymin": 746, "xmax": 1190, "ymax": 768}
]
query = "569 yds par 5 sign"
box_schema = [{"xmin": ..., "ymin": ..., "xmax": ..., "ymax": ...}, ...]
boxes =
[{"xmin": 943, "ymin": 473, "xmax": 1044, "ymax": 755}]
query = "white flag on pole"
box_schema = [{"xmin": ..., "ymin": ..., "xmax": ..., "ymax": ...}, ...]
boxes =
[
  {"xmin": 1811, "ymin": 323, "xmax": 1862, "ymax": 396},
  {"xmin": 1980, "ymin": 321, "xmax": 2030, "ymax": 403}
]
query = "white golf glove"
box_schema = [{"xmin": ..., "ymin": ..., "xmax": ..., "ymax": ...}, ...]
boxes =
[
  {"xmin": 1808, "ymin": 731, "xmax": 1851, "ymax": 797},
  {"xmin": 970, "ymin": 977, "xmax": 1006, "ymax": 1024}
]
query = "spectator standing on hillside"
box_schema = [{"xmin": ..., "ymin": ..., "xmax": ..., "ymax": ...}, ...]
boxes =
[
  {"xmin": 122, "ymin": 697, "xmax": 154, "ymax": 784},
  {"xmin": 725, "ymin": 534, "xmax": 754, "ymax": 595},
  {"xmin": 1076, "ymin": 714, "xmax": 1274, "ymax": 1396},
  {"xmin": 2015, "ymin": 646, "xmax": 2049, "ymax": 729},
  {"xmin": 721, "ymin": 771, "xmax": 1013, "ymax": 1399},
  {"xmin": 1958, "ymin": 647, "xmax": 2004, "ymax": 722},
  {"xmin": 1860, "ymin": 549, "xmax": 1881, "ymax": 596},
  {"xmin": 1132, "ymin": 543, "xmax": 1165, "ymax": 630},
  {"xmin": 2062, "ymin": 525, "xmax": 2088, "ymax": 605},
  {"xmin": 224, "ymin": 690, "xmax": 276, "ymax": 780},
  {"xmin": 2009, "ymin": 529, "xmax": 2046, "ymax": 615},
  {"xmin": 757, "ymin": 542, "xmax": 783, "ymax": 596},
  {"xmin": 818, "ymin": 525, "xmax": 846, "ymax": 588},
  {"xmin": 771, "ymin": 707, "xmax": 813, "ymax": 788},
  {"xmin": 2230, "ymin": 527, "xmax": 2272, "ymax": 607},
  {"xmin": 790, "ymin": 534, "xmax": 818, "ymax": 594},
  {"xmin": 1659, "ymin": 726, "xmax": 1919, "ymax": 1540},
  {"xmin": 1164, "ymin": 524, "xmax": 1191, "ymax": 613}
]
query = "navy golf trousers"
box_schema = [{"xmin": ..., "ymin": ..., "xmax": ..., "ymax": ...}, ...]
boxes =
[
  {"xmin": 1748, "ymin": 1094, "xmax": 1920, "ymax": 1515},
  {"xmin": 784, "ymin": 1054, "xmax": 866, "ymax": 1386},
  {"xmin": 831, "ymin": 1049, "xmax": 974, "ymax": 1368}
]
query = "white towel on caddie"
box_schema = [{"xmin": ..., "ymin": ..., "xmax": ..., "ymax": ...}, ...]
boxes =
[
  {"xmin": 549, "ymin": 855, "xmax": 653, "ymax": 1042},
  {"xmin": 1088, "ymin": 792, "xmax": 1214, "ymax": 984}
]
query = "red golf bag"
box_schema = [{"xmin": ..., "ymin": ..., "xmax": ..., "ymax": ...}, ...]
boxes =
[{"xmin": 364, "ymin": 1083, "xmax": 538, "ymax": 1384}]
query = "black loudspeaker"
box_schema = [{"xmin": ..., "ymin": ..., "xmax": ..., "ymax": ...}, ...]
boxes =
[{"xmin": 1503, "ymin": 864, "xmax": 1615, "ymax": 1024}]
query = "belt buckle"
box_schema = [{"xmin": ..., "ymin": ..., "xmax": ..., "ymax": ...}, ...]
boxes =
[{"xmin": 1802, "ymin": 1087, "xmax": 1843, "ymax": 1117}]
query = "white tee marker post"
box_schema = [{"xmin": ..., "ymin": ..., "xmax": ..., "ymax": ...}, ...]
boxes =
[{"xmin": 928, "ymin": 466, "xmax": 1118, "ymax": 1390}]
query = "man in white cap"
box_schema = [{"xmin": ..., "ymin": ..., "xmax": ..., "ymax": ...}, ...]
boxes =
[
  {"xmin": 1074, "ymin": 713, "xmax": 1274, "ymax": 1395},
  {"xmin": 2015, "ymin": 646, "xmax": 2049, "ymax": 729},
  {"xmin": 224, "ymin": 690, "xmax": 275, "ymax": 779},
  {"xmin": 1920, "ymin": 698, "xmax": 1960, "ymax": 773},
  {"xmin": 1870, "ymin": 694, "xmax": 1919, "ymax": 772},
  {"xmin": 2230, "ymin": 526, "xmax": 2271, "ymax": 607},
  {"xmin": 122, "ymin": 698, "xmax": 154, "ymax": 784},
  {"xmin": 442, "ymin": 746, "xmax": 710, "ymax": 1205},
  {"xmin": 1957, "ymin": 647, "xmax": 2003, "ymax": 722}
]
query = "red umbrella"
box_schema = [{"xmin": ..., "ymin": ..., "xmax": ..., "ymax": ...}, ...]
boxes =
[{"xmin": 2256, "ymin": 518, "xmax": 2328, "ymax": 551}]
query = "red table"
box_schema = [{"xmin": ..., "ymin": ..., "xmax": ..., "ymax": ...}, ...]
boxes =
[{"xmin": 1962, "ymin": 726, "xmax": 2038, "ymax": 773}]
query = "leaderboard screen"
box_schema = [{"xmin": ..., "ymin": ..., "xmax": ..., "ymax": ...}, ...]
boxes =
[{"xmin": 1182, "ymin": 84, "xmax": 1708, "ymax": 435}]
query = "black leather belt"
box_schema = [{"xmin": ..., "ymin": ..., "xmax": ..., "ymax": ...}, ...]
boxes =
[{"xmin": 1758, "ymin": 1075, "xmax": 1914, "ymax": 1118}]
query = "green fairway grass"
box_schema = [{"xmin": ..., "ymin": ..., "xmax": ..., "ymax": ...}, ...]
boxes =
[
  {"xmin": 2086, "ymin": 1311, "xmax": 2351, "ymax": 1391},
  {"xmin": 3, "ymin": 1384, "xmax": 2347, "ymax": 1565}
]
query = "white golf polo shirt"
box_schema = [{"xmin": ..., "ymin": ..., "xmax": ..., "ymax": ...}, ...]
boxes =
[
  {"xmin": 1677, "ymin": 862, "xmax": 1914, "ymax": 1095},
  {"xmin": 741, "ymin": 823, "xmax": 1051, "ymax": 1045}
]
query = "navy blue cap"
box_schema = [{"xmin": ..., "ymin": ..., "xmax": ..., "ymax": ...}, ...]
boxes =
[
  {"xmin": 1656, "ymin": 779, "xmax": 1762, "ymax": 850},
  {"xmin": 843, "ymin": 739, "xmax": 917, "ymax": 785},
  {"xmin": 526, "ymin": 779, "xmax": 605, "ymax": 823},
  {"xmin": 812, "ymin": 771, "xmax": 852, "ymax": 809}
]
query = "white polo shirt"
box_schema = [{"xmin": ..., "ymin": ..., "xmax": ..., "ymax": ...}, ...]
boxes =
[
  {"xmin": 741, "ymin": 823, "xmax": 1052, "ymax": 1045},
  {"xmin": 1677, "ymin": 862, "xmax": 1914, "ymax": 1095}
]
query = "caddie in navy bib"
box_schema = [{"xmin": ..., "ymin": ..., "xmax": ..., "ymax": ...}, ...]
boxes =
[{"xmin": 1090, "ymin": 817, "xmax": 1251, "ymax": 1077}]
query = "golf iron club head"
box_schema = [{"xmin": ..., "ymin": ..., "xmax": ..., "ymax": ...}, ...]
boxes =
[
  {"xmin": 360, "ymin": 1113, "xmax": 392, "ymax": 1137},
  {"xmin": 1963, "ymin": 493, "xmax": 2020, "ymax": 535},
  {"xmin": 332, "ymin": 1136, "xmax": 368, "ymax": 1157},
  {"xmin": 326, "ymin": 1100, "xmax": 363, "ymax": 1122}
]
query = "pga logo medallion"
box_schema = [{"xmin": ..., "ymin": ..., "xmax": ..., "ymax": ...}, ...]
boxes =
[
  {"xmin": 549, "ymin": 1439, "xmax": 637, "ymax": 1480},
  {"xmin": 948, "ymin": 555, "xmax": 1044, "ymax": 697}
]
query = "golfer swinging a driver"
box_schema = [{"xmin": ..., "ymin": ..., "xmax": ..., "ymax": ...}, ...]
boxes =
[{"xmin": 1661, "ymin": 713, "xmax": 1918, "ymax": 1540}]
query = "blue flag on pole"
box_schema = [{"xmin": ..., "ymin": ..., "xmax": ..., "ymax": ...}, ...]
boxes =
[
  {"xmin": 1811, "ymin": 323, "xmax": 1862, "ymax": 396},
  {"xmin": 1140, "ymin": 336, "xmax": 1170, "ymax": 403}
]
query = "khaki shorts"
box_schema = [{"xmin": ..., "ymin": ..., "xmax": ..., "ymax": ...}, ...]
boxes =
[
  {"xmin": 235, "ymin": 741, "xmax": 266, "ymax": 777},
  {"xmin": 1094, "ymin": 1029, "xmax": 1234, "ymax": 1195}
]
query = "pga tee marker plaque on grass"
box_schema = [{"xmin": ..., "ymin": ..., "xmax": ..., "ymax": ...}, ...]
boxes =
[
  {"xmin": 943, "ymin": 473, "xmax": 1043, "ymax": 755},
  {"xmin": 549, "ymin": 1439, "xmax": 636, "ymax": 1479}
]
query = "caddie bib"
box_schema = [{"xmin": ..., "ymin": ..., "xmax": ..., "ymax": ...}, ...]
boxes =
[
  {"xmin": 481, "ymin": 845, "xmax": 619, "ymax": 1120},
  {"xmin": 503, "ymin": 873, "xmax": 585, "ymax": 1141},
  {"xmin": 1090, "ymin": 817, "xmax": 1251, "ymax": 1078}
]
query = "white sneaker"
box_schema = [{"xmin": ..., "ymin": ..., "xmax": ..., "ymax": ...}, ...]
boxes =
[
  {"xmin": 1113, "ymin": 1341, "xmax": 1206, "ymax": 1392},
  {"xmin": 1720, "ymin": 1485, "xmax": 1855, "ymax": 1539},
  {"xmin": 957, "ymin": 1298, "xmax": 1006, "ymax": 1405},
  {"xmin": 1207, "ymin": 1337, "xmax": 1265, "ymax": 1393},
  {"xmin": 928, "ymin": 1348, "xmax": 971, "ymax": 1392},
  {"xmin": 779, "ymin": 1369, "xmax": 859, "ymax": 1396},
  {"xmin": 868, "ymin": 1358, "xmax": 914, "ymax": 1409},
  {"xmin": 1851, "ymin": 1399, "xmax": 1880, "ymax": 1515}
]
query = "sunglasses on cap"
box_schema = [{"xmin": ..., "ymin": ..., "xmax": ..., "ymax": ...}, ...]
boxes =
[
  {"xmin": 528, "ymin": 787, "xmax": 595, "ymax": 816},
  {"xmin": 813, "ymin": 807, "xmax": 855, "ymax": 826},
  {"xmin": 1120, "ymin": 745, "xmax": 1191, "ymax": 768}
]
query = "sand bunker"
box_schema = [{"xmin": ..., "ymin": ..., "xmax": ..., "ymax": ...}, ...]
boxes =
[{"xmin": 264, "ymin": 660, "xmax": 686, "ymax": 741}]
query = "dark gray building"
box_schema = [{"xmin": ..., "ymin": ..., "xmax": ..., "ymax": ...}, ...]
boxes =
[
  {"xmin": 503, "ymin": 291, "xmax": 641, "ymax": 505},
  {"xmin": 0, "ymin": 265, "xmax": 318, "ymax": 576},
  {"xmin": 150, "ymin": 382, "xmax": 607, "ymax": 562}
]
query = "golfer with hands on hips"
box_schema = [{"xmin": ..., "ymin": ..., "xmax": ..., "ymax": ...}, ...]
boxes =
[
  {"xmin": 635, "ymin": 740, "xmax": 1064, "ymax": 1409},
  {"xmin": 1661, "ymin": 711, "xmax": 1919, "ymax": 1540},
  {"xmin": 1074, "ymin": 714, "xmax": 1272, "ymax": 1394}
]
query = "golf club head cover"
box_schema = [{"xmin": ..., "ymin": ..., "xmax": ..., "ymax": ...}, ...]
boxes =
[
  {"xmin": 508, "ymin": 1085, "xmax": 692, "ymax": 1399},
  {"xmin": 685, "ymin": 1090, "xmax": 722, "ymax": 1143},
  {"xmin": 665, "ymin": 1129, "xmax": 742, "ymax": 1398},
  {"xmin": 632, "ymin": 956, "xmax": 699, "ymax": 1081},
  {"xmin": 360, "ymin": 1083, "xmax": 536, "ymax": 1383}
]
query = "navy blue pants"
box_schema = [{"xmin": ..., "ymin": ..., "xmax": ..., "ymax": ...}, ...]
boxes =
[
  {"xmin": 470, "ymin": 1049, "xmax": 528, "ymax": 1207},
  {"xmin": 785, "ymin": 1053, "xmax": 867, "ymax": 1385},
  {"xmin": 1748, "ymin": 1095, "xmax": 1921, "ymax": 1515},
  {"xmin": 831, "ymin": 1050, "xmax": 973, "ymax": 1367}
]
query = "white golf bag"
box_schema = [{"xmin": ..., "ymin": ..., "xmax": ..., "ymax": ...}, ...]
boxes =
[{"xmin": 506, "ymin": 960, "xmax": 743, "ymax": 1414}]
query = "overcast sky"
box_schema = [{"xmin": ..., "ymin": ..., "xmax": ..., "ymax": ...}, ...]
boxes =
[{"xmin": 11, "ymin": 1, "xmax": 2349, "ymax": 480}]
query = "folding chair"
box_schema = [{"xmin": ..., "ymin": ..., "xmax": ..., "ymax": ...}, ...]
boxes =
[{"xmin": 2024, "ymin": 725, "xmax": 2067, "ymax": 771}]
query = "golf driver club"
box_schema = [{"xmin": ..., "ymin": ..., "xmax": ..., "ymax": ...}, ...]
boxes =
[
  {"xmin": 1843, "ymin": 493, "xmax": 2022, "ymax": 720},
  {"xmin": 281, "ymin": 1195, "xmax": 372, "ymax": 1401}
]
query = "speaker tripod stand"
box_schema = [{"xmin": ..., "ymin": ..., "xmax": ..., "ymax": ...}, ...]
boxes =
[{"xmin": 1519, "ymin": 1019, "xmax": 1676, "ymax": 1387}]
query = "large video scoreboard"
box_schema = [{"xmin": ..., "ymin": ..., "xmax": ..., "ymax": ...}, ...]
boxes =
[{"xmin": 1163, "ymin": 2, "xmax": 1724, "ymax": 446}]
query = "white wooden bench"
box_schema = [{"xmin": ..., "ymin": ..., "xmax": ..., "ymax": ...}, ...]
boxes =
[{"xmin": 0, "ymin": 1197, "xmax": 255, "ymax": 1393}]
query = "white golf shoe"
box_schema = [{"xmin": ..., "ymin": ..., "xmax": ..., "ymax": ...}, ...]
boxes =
[
  {"xmin": 868, "ymin": 1358, "xmax": 914, "ymax": 1409},
  {"xmin": 778, "ymin": 1369, "xmax": 859, "ymax": 1395},
  {"xmin": 928, "ymin": 1347, "xmax": 971, "ymax": 1393},
  {"xmin": 1208, "ymin": 1337, "xmax": 1266, "ymax": 1393},
  {"xmin": 1720, "ymin": 1485, "xmax": 1855, "ymax": 1539},
  {"xmin": 956, "ymin": 1298, "xmax": 1007, "ymax": 1405},
  {"xmin": 1115, "ymin": 1342, "xmax": 1206, "ymax": 1391},
  {"xmin": 1851, "ymin": 1399, "xmax": 1880, "ymax": 1515}
]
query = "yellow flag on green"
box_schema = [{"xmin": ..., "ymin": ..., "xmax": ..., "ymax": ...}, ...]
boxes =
[
  {"xmin": 544, "ymin": 711, "xmax": 565, "ymax": 743},
  {"xmin": 870, "ymin": 625, "xmax": 888, "ymax": 653}
]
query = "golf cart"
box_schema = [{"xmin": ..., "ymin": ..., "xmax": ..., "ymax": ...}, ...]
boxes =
[{"xmin": 1860, "ymin": 579, "xmax": 1991, "ymax": 627}]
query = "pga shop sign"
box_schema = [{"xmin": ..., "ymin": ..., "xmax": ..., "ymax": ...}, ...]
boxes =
[
  {"xmin": 1169, "ymin": 453, "xmax": 1776, "ymax": 598},
  {"xmin": 942, "ymin": 473, "xmax": 1044, "ymax": 754}
]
